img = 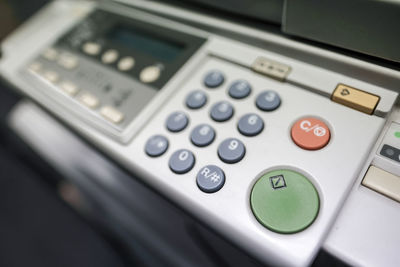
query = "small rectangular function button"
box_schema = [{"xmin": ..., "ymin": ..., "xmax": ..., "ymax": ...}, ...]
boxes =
[
  {"xmin": 100, "ymin": 106, "xmax": 124, "ymax": 124},
  {"xmin": 59, "ymin": 81, "xmax": 79, "ymax": 96},
  {"xmin": 78, "ymin": 93, "xmax": 99, "ymax": 109},
  {"xmin": 362, "ymin": 165, "xmax": 400, "ymax": 203},
  {"xmin": 251, "ymin": 57, "xmax": 291, "ymax": 81},
  {"xmin": 57, "ymin": 53, "xmax": 78, "ymax": 69},
  {"xmin": 42, "ymin": 48, "xmax": 58, "ymax": 61},
  {"xmin": 42, "ymin": 70, "xmax": 59, "ymax": 83},
  {"xmin": 332, "ymin": 84, "xmax": 380, "ymax": 115},
  {"xmin": 380, "ymin": 144, "xmax": 400, "ymax": 163},
  {"xmin": 27, "ymin": 62, "xmax": 42, "ymax": 73}
]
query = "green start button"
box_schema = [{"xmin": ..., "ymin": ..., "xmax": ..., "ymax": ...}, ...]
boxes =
[{"xmin": 250, "ymin": 169, "xmax": 319, "ymax": 234}]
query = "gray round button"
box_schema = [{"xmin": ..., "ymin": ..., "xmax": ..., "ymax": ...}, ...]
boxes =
[
  {"xmin": 186, "ymin": 90, "xmax": 207, "ymax": 109},
  {"xmin": 210, "ymin": 101, "xmax": 234, "ymax": 122},
  {"xmin": 197, "ymin": 165, "xmax": 225, "ymax": 193},
  {"xmin": 169, "ymin": 149, "xmax": 195, "ymax": 174},
  {"xmin": 218, "ymin": 138, "xmax": 246, "ymax": 164},
  {"xmin": 228, "ymin": 80, "xmax": 251, "ymax": 99},
  {"xmin": 166, "ymin": 111, "xmax": 189, "ymax": 132},
  {"xmin": 256, "ymin": 90, "xmax": 281, "ymax": 111},
  {"xmin": 145, "ymin": 135, "xmax": 169, "ymax": 157},
  {"xmin": 190, "ymin": 124, "xmax": 216, "ymax": 147},
  {"xmin": 204, "ymin": 70, "xmax": 224, "ymax": 88},
  {"xmin": 238, "ymin": 114, "xmax": 264, "ymax": 136}
]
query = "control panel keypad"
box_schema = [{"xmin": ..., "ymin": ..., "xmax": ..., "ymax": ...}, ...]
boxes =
[
  {"xmin": 138, "ymin": 57, "xmax": 353, "ymax": 238},
  {"xmin": 143, "ymin": 59, "xmax": 294, "ymax": 197}
]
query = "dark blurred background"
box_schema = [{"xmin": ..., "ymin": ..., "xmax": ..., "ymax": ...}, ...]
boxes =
[{"xmin": 0, "ymin": 1, "xmax": 130, "ymax": 266}]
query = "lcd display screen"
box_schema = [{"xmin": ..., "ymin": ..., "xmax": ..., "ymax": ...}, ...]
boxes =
[{"xmin": 108, "ymin": 25, "xmax": 185, "ymax": 62}]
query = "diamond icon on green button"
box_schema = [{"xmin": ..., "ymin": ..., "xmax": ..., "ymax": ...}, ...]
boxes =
[
  {"xmin": 251, "ymin": 169, "xmax": 319, "ymax": 234},
  {"xmin": 270, "ymin": 175, "xmax": 286, "ymax": 189}
]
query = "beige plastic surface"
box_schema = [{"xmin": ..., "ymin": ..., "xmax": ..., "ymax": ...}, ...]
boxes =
[{"xmin": 362, "ymin": 165, "xmax": 400, "ymax": 203}]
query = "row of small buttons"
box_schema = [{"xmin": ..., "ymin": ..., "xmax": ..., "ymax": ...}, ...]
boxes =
[
  {"xmin": 144, "ymin": 69, "xmax": 332, "ymax": 195},
  {"xmin": 27, "ymin": 61, "xmax": 124, "ymax": 124},
  {"xmin": 83, "ymin": 42, "xmax": 135, "ymax": 70},
  {"xmin": 82, "ymin": 41, "xmax": 161, "ymax": 84},
  {"xmin": 168, "ymin": 149, "xmax": 225, "ymax": 193},
  {"xmin": 185, "ymin": 90, "xmax": 279, "ymax": 126},
  {"xmin": 29, "ymin": 62, "xmax": 78, "ymax": 95},
  {"xmin": 204, "ymin": 71, "xmax": 282, "ymax": 111},
  {"xmin": 146, "ymin": 132, "xmax": 246, "ymax": 164},
  {"xmin": 186, "ymin": 85, "xmax": 281, "ymax": 112},
  {"xmin": 42, "ymin": 48, "xmax": 79, "ymax": 70},
  {"xmin": 145, "ymin": 113, "xmax": 331, "ymax": 193},
  {"xmin": 166, "ymin": 111, "xmax": 265, "ymax": 138},
  {"xmin": 144, "ymin": 135, "xmax": 242, "ymax": 192},
  {"xmin": 149, "ymin": 71, "xmax": 274, "ymax": 193}
]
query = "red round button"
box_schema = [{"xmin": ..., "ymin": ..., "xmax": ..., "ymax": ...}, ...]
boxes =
[{"xmin": 291, "ymin": 117, "xmax": 330, "ymax": 150}]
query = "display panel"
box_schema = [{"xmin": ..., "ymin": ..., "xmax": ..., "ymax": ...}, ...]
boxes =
[{"xmin": 108, "ymin": 25, "xmax": 185, "ymax": 62}]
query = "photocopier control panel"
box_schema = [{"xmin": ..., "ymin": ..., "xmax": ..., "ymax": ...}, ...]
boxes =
[{"xmin": 1, "ymin": 1, "xmax": 399, "ymax": 266}]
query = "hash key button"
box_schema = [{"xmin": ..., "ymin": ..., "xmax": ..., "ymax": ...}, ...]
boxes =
[{"xmin": 197, "ymin": 165, "xmax": 225, "ymax": 193}]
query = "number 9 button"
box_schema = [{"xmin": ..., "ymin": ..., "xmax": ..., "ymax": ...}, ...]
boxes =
[{"xmin": 218, "ymin": 138, "xmax": 246, "ymax": 164}]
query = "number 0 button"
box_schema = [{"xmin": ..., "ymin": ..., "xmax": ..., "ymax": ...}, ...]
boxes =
[
  {"xmin": 166, "ymin": 111, "xmax": 189, "ymax": 132},
  {"xmin": 169, "ymin": 149, "xmax": 195, "ymax": 174},
  {"xmin": 218, "ymin": 138, "xmax": 246, "ymax": 164},
  {"xmin": 238, "ymin": 114, "xmax": 264, "ymax": 136}
]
